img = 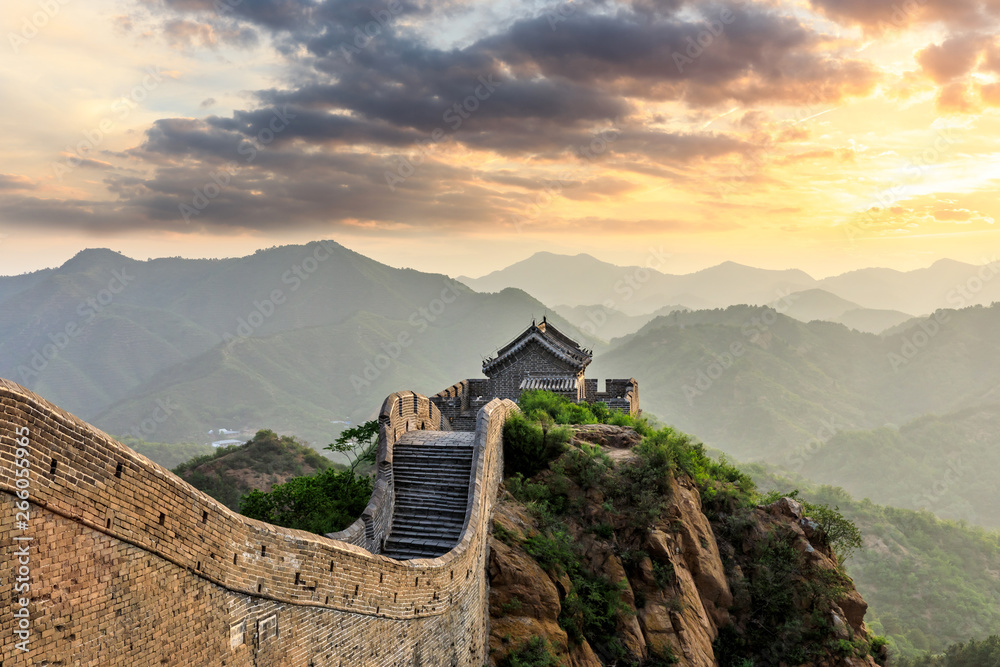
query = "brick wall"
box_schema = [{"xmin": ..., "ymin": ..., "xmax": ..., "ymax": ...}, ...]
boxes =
[
  {"xmin": 327, "ymin": 391, "xmax": 442, "ymax": 551},
  {"xmin": 0, "ymin": 379, "xmax": 517, "ymax": 666},
  {"xmin": 486, "ymin": 345, "xmax": 580, "ymax": 400},
  {"xmin": 594, "ymin": 378, "xmax": 640, "ymax": 416}
]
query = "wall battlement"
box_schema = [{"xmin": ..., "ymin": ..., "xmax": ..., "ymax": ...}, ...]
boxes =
[{"xmin": 0, "ymin": 378, "xmax": 515, "ymax": 666}]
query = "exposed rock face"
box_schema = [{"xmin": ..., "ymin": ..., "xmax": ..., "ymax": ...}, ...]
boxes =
[
  {"xmin": 570, "ymin": 424, "xmax": 643, "ymax": 450},
  {"xmin": 488, "ymin": 426, "xmax": 882, "ymax": 667}
]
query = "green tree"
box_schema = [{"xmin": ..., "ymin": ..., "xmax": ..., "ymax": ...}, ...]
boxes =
[{"xmin": 325, "ymin": 420, "xmax": 379, "ymax": 473}]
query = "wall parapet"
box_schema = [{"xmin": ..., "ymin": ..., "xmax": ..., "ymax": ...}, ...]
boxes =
[
  {"xmin": 326, "ymin": 390, "xmax": 442, "ymax": 552},
  {"xmin": 0, "ymin": 378, "xmax": 516, "ymax": 665}
]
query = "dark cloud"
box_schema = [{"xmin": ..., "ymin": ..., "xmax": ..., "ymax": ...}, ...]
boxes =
[{"xmin": 17, "ymin": 0, "xmax": 888, "ymax": 235}]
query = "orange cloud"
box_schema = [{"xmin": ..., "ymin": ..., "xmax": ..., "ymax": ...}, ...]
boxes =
[{"xmin": 916, "ymin": 35, "xmax": 985, "ymax": 83}]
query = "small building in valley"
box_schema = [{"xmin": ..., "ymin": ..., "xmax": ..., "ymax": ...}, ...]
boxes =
[{"xmin": 432, "ymin": 318, "xmax": 638, "ymax": 430}]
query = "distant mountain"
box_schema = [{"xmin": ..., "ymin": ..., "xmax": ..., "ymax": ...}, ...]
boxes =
[
  {"xmin": 589, "ymin": 304, "xmax": 1000, "ymax": 463},
  {"xmin": 458, "ymin": 252, "xmax": 663, "ymax": 315},
  {"xmin": 771, "ymin": 288, "xmax": 862, "ymax": 322},
  {"xmin": 774, "ymin": 289, "xmax": 914, "ymax": 333},
  {"xmin": 551, "ymin": 303, "xmax": 687, "ymax": 341},
  {"xmin": 0, "ymin": 241, "xmax": 598, "ymax": 446},
  {"xmin": 461, "ymin": 254, "xmax": 1000, "ymax": 320},
  {"xmin": 797, "ymin": 403, "xmax": 1000, "ymax": 528},
  {"xmin": 815, "ymin": 258, "xmax": 1000, "ymax": 314},
  {"xmin": 836, "ymin": 308, "xmax": 914, "ymax": 334},
  {"xmin": 459, "ymin": 253, "xmax": 817, "ymax": 315}
]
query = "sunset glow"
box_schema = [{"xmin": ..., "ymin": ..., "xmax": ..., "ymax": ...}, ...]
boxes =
[{"xmin": 2, "ymin": 0, "xmax": 1000, "ymax": 276}]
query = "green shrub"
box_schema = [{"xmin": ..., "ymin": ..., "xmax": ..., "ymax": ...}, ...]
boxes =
[
  {"xmin": 560, "ymin": 443, "xmax": 613, "ymax": 490},
  {"xmin": 519, "ymin": 390, "xmax": 573, "ymax": 421},
  {"xmin": 517, "ymin": 389, "xmax": 647, "ymax": 431},
  {"xmin": 557, "ymin": 402, "xmax": 598, "ymax": 425},
  {"xmin": 499, "ymin": 636, "xmax": 561, "ymax": 667},
  {"xmin": 503, "ymin": 412, "xmax": 571, "ymax": 477},
  {"xmin": 239, "ymin": 466, "xmax": 373, "ymax": 535},
  {"xmin": 803, "ymin": 501, "xmax": 864, "ymax": 563},
  {"xmin": 894, "ymin": 635, "xmax": 1000, "ymax": 667}
]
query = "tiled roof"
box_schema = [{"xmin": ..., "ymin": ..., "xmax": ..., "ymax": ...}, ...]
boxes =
[
  {"xmin": 519, "ymin": 376, "xmax": 578, "ymax": 392},
  {"xmin": 484, "ymin": 319, "xmax": 592, "ymax": 374}
]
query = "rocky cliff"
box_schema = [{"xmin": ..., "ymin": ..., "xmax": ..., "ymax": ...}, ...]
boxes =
[{"xmin": 487, "ymin": 425, "xmax": 886, "ymax": 667}]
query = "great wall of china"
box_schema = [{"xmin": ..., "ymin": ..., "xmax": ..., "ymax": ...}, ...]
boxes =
[{"xmin": 0, "ymin": 377, "xmax": 516, "ymax": 666}]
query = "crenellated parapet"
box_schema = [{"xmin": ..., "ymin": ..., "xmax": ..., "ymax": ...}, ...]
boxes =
[
  {"xmin": 0, "ymin": 378, "xmax": 516, "ymax": 666},
  {"xmin": 327, "ymin": 390, "xmax": 442, "ymax": 551}
]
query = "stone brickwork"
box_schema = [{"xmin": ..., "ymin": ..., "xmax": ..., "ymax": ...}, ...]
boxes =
[
  {"xmin": 592, "ymin": 378, "xmax": 640, "ymax": 417},
  {"xmin": 431, "ymin": 380, "xmax": 490, "ymax": 431},
  {"xmin": 0, "ymin": 378, "xmax": 516, "ymax": 666},
  {"xmin": 326, "ymin": 391, "xmax": 442, "ymax": 551},
  {"xmin": 487, "ymin": 345, "xmax": 583, "ymax": 401}
]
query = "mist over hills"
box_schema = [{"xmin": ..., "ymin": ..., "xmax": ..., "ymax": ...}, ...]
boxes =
[
  {"xmin": 459, "ymin": 252, "xmax": 1000, "ymax": 334},
  {"xmin": 5, "ymin": 241, "xmax": 1000, "ymax": 537},
  {"xmin": 588, "ymin": 303, "xmax": 1000, "ymax": 529},
  {"xmin": 0, "ymin": 241, "xmax": 598, "ymax": 446}
]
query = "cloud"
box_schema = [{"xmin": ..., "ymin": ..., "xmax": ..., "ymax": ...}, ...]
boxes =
[
  {"xmin": 162, "ymin": 18, "xmax": 259, "ymax": 49},
  {"xmin": 937, "ymin": 81, "xmax": 981, "ymax": 113},
  {"xmin": 0, "ymin": 174, "xmax": 36, "ymax": 191},
  {"xmin": 809, "ymin": 0, "xmax": 1000, "ymax": 32},
  {"xmin": 934, "ymin": 208, "xmax": 975, "ymax": 222},
  {"xmin": 5, "ymin": 0, "xmax": 892, "ymax": 237},
  {"xmin": 917, "ymin": 34, "xmax": 987, "ymax": 83}
]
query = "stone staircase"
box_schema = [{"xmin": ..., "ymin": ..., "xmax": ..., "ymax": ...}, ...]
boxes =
[{"xmin": 382, "ymin": 431, "xmax": 476, "ymax": 560}]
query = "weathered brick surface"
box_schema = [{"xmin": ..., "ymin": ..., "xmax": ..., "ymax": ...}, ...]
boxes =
[{"xmin": 0, "ymin": 378, "xmax": 516, "ymax": 666}]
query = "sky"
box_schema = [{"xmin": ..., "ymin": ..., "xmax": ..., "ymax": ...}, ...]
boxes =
[{"xmin": 2, "ymin": 0, "xmax": 1000, "ymax": 279}]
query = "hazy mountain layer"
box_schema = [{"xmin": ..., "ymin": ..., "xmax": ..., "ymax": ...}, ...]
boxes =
[
  {"xmin": 460, "ymin": 252, "xmax": 1000, "ymax": 319},
  {"xmin": 0, "ymin": 242, "xmax": 598, "ymax": 445},
  {"xmin": 590, "ymin": 304, "xmax": 1000, "ymax": 467}
]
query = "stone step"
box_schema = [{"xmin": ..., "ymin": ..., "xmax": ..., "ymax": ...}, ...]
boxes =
[
  {"xmin": 395, "ymin": 484, "xmax": 469, "ymax": 496},
  {"xmin": 394, "ymin": 502, "xmax": 468, "ymax": 516},
  {"xmin": 384, "ymin": 430, "xmax": 476, "ymax": 561},
  {"xmin": 395, "ymin": 480, "xmax": 468, "ymax": 491},
  {"xmin": 393, "ymin": 460, "xmax": 472, "ymax": 470},
  {"xmin": 388, "ymin": 525, "xmax": 464, "ymax": 540},
  {"xmin": 381, "ymin": 543, "xmax": 451, "ymax": 560},
  {"xmin": 392, "ymin": 466, "xmax": 471, "ymax": 478},
  {"xmin": 394, "ymin": 452, "xmax": 473, "ymax": 462}
]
